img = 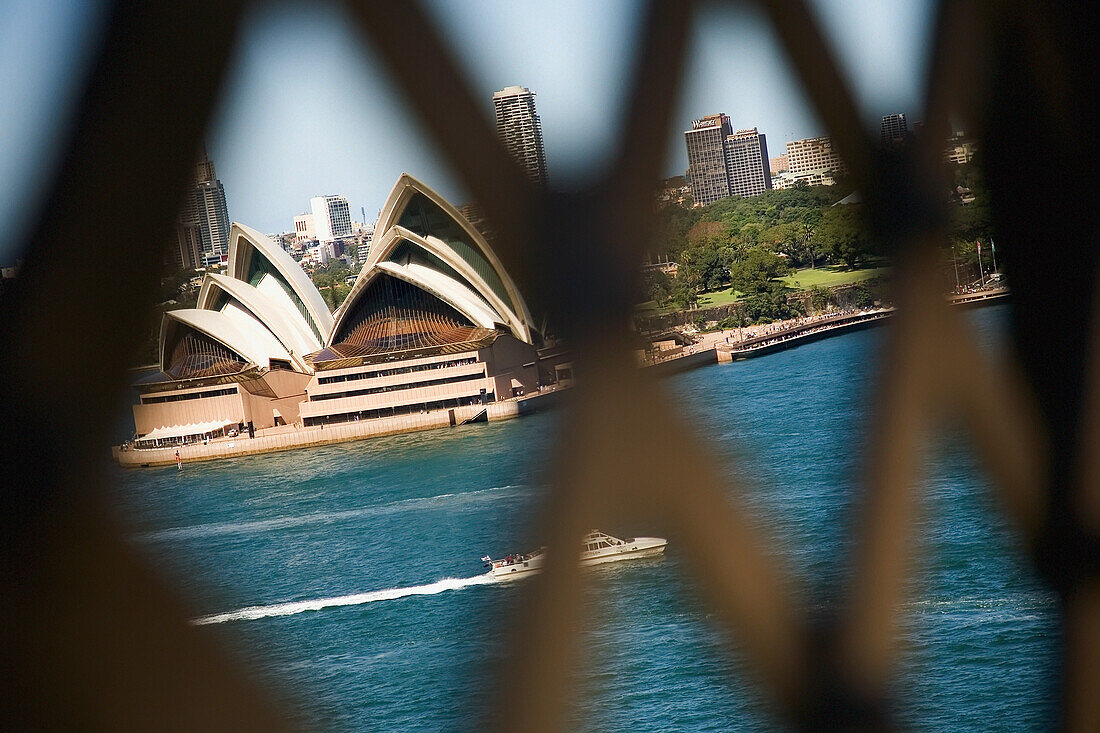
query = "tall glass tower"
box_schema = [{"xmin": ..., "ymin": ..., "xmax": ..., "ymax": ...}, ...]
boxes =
[
  {"xmin": 684, "ymin": 114, "xmax": 733, "ymax": 206},
  {"xmin": 178, "ymin": 147, "xmax": 230, "ymax": 263},
  {"xmin": 724, "ymin": 127, "xmax": 772, "ymax": 199}
]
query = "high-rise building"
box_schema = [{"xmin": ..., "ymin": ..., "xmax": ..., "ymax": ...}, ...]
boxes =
[
  {"xmin": 724, "ymin": 128, "xmax": 772, "ymax": 198},
  {"xmin": 310, "ymin": 195, "xmax": 353, "ymax": 243},
  {"xmin": 191, "ymin": 148, "xmax": 230, "ymax": 260},
  {"xmin": 770, "ymin": 154, "xmax": 789, "ymax": 174},
  {"xmin": 195, "ymin": 182, "xmax": 231, "ymax": 261},
  {"xmin": 293, "ymin": 213, "xmax": 316, "ymax": 243},
  {"xmin": 170, "ymin": 222, "xmax": 202, "ymax": 270},
  {"xmin": 172, "ymin": 147, "xmax": 230, "ymax": 268},
  {"xmin": 685, "ymin": 114, "xmax": 733, "ymax": 206},
  {"xmin": 786, "ymin": 136, "xmax": 847, "ymax": 175},
  {"xmin": 492, "ymin": 86, "xmax": 548, "ymax": 184},
  {"xmin": 880, "ymin": 113, "xmax": 910, "ymax": 143},
  {"xmin": 685, "ymin": 115, "xmax": 773, "ymax": 204},
  {"xmin": 772, "ymin": 171, "xmax": 835, "ymax": 190}
]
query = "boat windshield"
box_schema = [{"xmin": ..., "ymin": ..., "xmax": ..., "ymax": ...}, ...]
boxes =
[{"xmin": 584, "ymin": 530, "xmax": 623, "ymax": 546}]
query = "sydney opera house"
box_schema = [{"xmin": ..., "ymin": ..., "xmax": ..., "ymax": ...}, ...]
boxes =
[{"xmin": 129, "ymin": 175, "xmax": 548, "ymax": 450}]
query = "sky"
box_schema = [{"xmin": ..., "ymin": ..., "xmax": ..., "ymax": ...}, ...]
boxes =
[{"xmin": 0, "ymin": 0, "xmax": 935, "ymax": 265}]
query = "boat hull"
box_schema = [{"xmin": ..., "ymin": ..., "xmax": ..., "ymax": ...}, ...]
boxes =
[
  {"xmin": 488, "ymin": 537, "xmax": 666, "ymax": 579},
  {"xmin": 579, "ymin": 542, "xmax": 667, "ymax": 567},
  {"xmin": 490, "ymin": 557, "xmax": 543, "ymax": 579}
]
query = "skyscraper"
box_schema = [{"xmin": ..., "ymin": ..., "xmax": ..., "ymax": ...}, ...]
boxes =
[
  {"xmin": 310, "ymin": 195, "xmax": 353, "ymax": 243},
  {"xmin": 785, "ymin": 136, "xmax": 847, "ymax": 176},
  {"xmin": 492, "ymin": 86, "xmax": 548, "ymax": 184},
  {"xmin": 169, "ymin": 221, "xmax": 202, "ymax": 271},
  {"xmin": 172, "ymin": 147, "xmax": 230, "ymax": 268},
  {"xmin": 724, "ymin": 128, "xmax": 772, "ymax": 198},
  {"xmin": 195, "ymin": 180, "xmax": 231, "ymax": 260},
  {"xmin": 880, "ymin": 113, "xmax": 910, "ymax": 143},
  {"xmin": 685, "ymin": 114, "xmax": 733, "ymax": 206}
]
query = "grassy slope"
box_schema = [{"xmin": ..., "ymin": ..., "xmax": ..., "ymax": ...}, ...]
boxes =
[
  {"xmin": 637, "ymin": 264, "xmax": 890, "ymax": 314},
  {"xmin": 777, "ymin": 265, "xmax": 889, "ymax": 290}
]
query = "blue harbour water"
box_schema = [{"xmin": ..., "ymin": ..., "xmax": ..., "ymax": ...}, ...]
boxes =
[{"xmin": 109, "ymin": 305, "xmax": 1057, "ymax": 730}]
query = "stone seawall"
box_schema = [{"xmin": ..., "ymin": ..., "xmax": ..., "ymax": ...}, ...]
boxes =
[
  {"xmin": 717, "ymin": 312, "xmax": 891, "ymax": 362},
  {"xmin": 115, "ymin": 391, "xmax": 564, "ymax": 468},
  {"xmin": 636, "ymin": 302, "xmax": 744, "ymax": 332},
  {"xmin": 644, "ymin": 348, "xmax": 718, "ymax": 376}
]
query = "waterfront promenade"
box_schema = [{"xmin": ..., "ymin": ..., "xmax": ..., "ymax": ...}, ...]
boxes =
[
  {"xmin": 716, "ymin": 309, "xmax": 892, "ymax": 362},
  {"xmin": 114, "ymin": 389, "xmax": 562, "ymax": 467},
  {"xmin": 643, "ymin": 286, "xmax": 1010, "ymax": 368}
]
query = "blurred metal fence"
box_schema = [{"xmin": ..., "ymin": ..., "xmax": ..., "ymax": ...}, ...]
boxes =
[{"xmin": 0, "ymin": 0, "xmax": 1096, "ymax": 729}]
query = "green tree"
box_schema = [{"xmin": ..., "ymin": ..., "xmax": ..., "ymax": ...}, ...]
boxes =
[
  {"xmin": 679, "ymin": 236, "xmax": 733, "ymax": 291},
  {"xmin": 851, "ymin": 284, "xmax": 875, "ymax": 309},
  {"xmin": 798, "ymin": 208, "xmax": 823, "ymax": 268},
  {"xmin": 740, "ymin": 281, "xmax": 795, "ymax": 323},
  {"xmin": 670, "ymin": 277, "xmax": 698, "ymax": 310},
  {"xmin": 651, "ymin": 200, "xmax": 702, "ymax": 258},
  {"xmin": 950, "ymin": 197, "xmax": 993, "ymax": 242},
  {"xmin": 729, "ymin": 246, "xmax": 790, "ymax": 295},
  {"xmin": 812, "ymin": 205, "xmax": 875, "ymax": 268},
  {"xmin": 642, "ymin": 268, "xmax": 673, "ymax": 306},
  {"xmin": 738, "ymin": 223, "xmax": 762, "ymax": 246},
  {"xmin": 809, "ymin": 284, "xmax": 833, "ymax": 311},
  {"xmin": 760, "ymin": 221, "xmax": 801, "ymax": 256}
]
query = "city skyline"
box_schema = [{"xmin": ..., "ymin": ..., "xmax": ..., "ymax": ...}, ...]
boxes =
[{"xmin": 0, "ymin": 0, "xmax": 935, "ymax": 263}]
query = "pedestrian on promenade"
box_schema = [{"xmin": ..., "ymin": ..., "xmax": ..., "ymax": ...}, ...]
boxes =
[{"xmin": 175, "ymin": 450, "xmax": 182, "ymax": 472}]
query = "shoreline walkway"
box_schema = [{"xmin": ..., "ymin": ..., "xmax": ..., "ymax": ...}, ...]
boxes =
[
  {"xmin": 113, "ymin": 389, "xmax": 564, "ymax": 468},
  {"xmin": 643, "ymin": 287, "xmax": 1010, "ymax": 369},
  {"xmin": 716, "ymin": 308, "xmax": 893, "ymax": 362}
]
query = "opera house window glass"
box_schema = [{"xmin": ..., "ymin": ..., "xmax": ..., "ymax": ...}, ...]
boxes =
[
  {"xmin": 165, "ymin": 329, "xmax": 248, "ymax": 380},
  {"xmin": 397, "ymin": 192, "xmax": 514, "ymax": 312},
  {"xmin": 386, "ymin": 240, "xmax": 496, "ymax": 312},
  {"xmin": 245, "ymin": 246, "xmax": 325, "ymax": 343},
  {"xmin": 326, "ymin": 273, "xmax": 494, "ymax": 359}
]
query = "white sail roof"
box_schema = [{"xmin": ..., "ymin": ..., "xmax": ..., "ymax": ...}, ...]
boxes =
[
  {"xmin": 360, "ymin": 173, "xmax": 533, "ymax": 341},
  {"xmin": 374, "ymin": 260, "xmax": 502, "ymax": 330},
  {"xmin": 159, "ymin": 308, "xmax": 292, "ymax": 371},
  {"xmin": 152, "ymin": 175, "xmax": 533, "ymax": 377},
  {"xmin": 197, "ymin": 273, "xmax": 321, "ymax": 366},
  {"xmin": 226, "ymin": 222, "xmax": 334, "ymax": 342}
]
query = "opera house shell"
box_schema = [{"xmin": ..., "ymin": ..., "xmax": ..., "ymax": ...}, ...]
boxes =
[{"xmin": 130, "ymin": 174, "xmax": 542, "ymax": 448}]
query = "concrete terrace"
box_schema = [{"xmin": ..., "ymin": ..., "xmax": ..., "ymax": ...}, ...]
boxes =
[{"xmin": 114, "ymin": 390, "xmax": 564, "ymax": 468}]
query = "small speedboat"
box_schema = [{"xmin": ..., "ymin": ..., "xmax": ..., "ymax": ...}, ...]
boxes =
[{"xmin": 482, "ymin": 530, "xmax": 667, "ymax": 579}]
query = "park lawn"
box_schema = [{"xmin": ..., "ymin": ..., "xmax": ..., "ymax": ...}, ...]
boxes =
[
  {"xmin": 778, "ymin": 264, "xmax": 890, "ymax": 290},
  {"xmin": 635, "ymin": 300, "xmax": 685, "ymax": 315},
  {"xmin": 636, "ymin": 299, "xmax": 669, "ymax": 314},
  {"xmin": 696, "ymin": 288, "xmax": 742, "ymax": 307},
  {"xmin": 636, "ymin": 288, "xmax": 742, "ymax": 313},
  {"xmin": 636, "ymin": 264, "xmax": 888, "ymax": 313}
]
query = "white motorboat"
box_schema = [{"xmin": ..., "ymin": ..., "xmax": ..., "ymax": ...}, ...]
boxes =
[{"xmin": 482, "ymin": 530, "xmax": 667, "ymax": 579}]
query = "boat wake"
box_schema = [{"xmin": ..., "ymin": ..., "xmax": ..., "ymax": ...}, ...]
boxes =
[
  {"xmin": 141, "ymin": 484, "xmax": 526, "ymax": 542},
  {"xmin": 193, "ymin": 572, "xmax": 498, "ymax": 626}
]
